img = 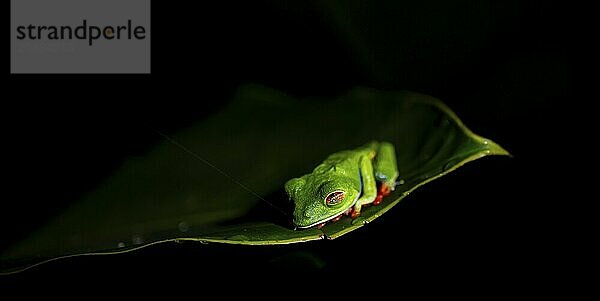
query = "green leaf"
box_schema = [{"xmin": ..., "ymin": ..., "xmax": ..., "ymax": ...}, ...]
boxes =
[{"xmin": 0, "ymin": 85, "xmax": 508, "ymax": 274}]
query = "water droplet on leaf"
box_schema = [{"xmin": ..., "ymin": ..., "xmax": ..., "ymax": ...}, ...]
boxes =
[
  {"xmin": 443, "ymin": 161, "xmax": 454, "ymax": 171},
  {"xmin": 351, "ymin": 217, "xmax": 365, "ymax": 225},
  {"xmin": 178, "ymin": 221, "xmax": 189, "ymax": 232},
  {"xmin": 438, "ymin": 116, "xmax": 450, "ymax": 127},
  {"xmin": 132, "ymin": 235, "xmax": 144, "ymax": 245}
]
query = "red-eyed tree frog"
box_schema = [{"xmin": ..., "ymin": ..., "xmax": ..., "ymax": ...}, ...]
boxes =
[{"xmin": 285, "ymin": 141, "xmax": 399, "ymax": 229}]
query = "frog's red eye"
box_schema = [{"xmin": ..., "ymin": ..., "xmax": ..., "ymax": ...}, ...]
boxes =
[{"xmin": 325, "ymin": 191, "xmax": 345, "ymax": 206}]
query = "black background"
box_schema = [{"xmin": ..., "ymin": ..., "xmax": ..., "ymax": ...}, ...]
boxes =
[{"xmin": 3, "ymin": 0, "xmax": 580, "ymax": 290}]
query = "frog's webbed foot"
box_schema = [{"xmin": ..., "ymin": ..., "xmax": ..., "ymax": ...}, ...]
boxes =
[
  {"xmin": 350, "ymin": 208, "xmax": 361, "ymax": 219},
  {"xmin": 349, "ymin": 183, "xmax": 391, "ymax": 219},
  {"xmin": 372, "ymin": 183, "xmax": 392, "ymax": 205},
  {"xmin": 344, "ymin": 206, "xmax": 358, "ymax": 219}
]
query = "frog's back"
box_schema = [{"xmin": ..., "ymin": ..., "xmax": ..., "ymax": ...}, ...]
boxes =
[{"xmin": 312, "ymin": 142, "xmax": 377, "ymax": 176}]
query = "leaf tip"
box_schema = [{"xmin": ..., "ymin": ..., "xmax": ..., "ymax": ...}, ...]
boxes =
[{"xmin": 483, "ymin": 139, "xmax": 512, "ymax": 157}]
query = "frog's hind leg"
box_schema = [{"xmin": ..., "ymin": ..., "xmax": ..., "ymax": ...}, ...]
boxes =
[{"xmin": 373, "ymin": 141, "xmax": 399, "ymax": 194}]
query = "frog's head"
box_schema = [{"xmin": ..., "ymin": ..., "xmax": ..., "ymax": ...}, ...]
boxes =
[{"xmin": 285, "ymin": 173, "xmax": 360, "ymax": 228}]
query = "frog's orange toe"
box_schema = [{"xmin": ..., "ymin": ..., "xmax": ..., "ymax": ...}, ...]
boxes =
[
  {"xmin": 380, "ymin": 183, "xmax": 392, "ymax": 196},
  {"xmin": 373, "ymin": 194, "xmax": 384, "ymax": 205},
  {"xmin": 350, "ymin": 209, "xmax": 360, "ymax": 219},
  {"xmin": 372, "ymin": 183, "xmax": 391, "ymax": 206}
]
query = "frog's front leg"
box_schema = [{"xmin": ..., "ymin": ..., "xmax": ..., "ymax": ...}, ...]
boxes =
[{"xmin": 351, "ymin": 155, "xmax": 378, "ymax": 218}]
